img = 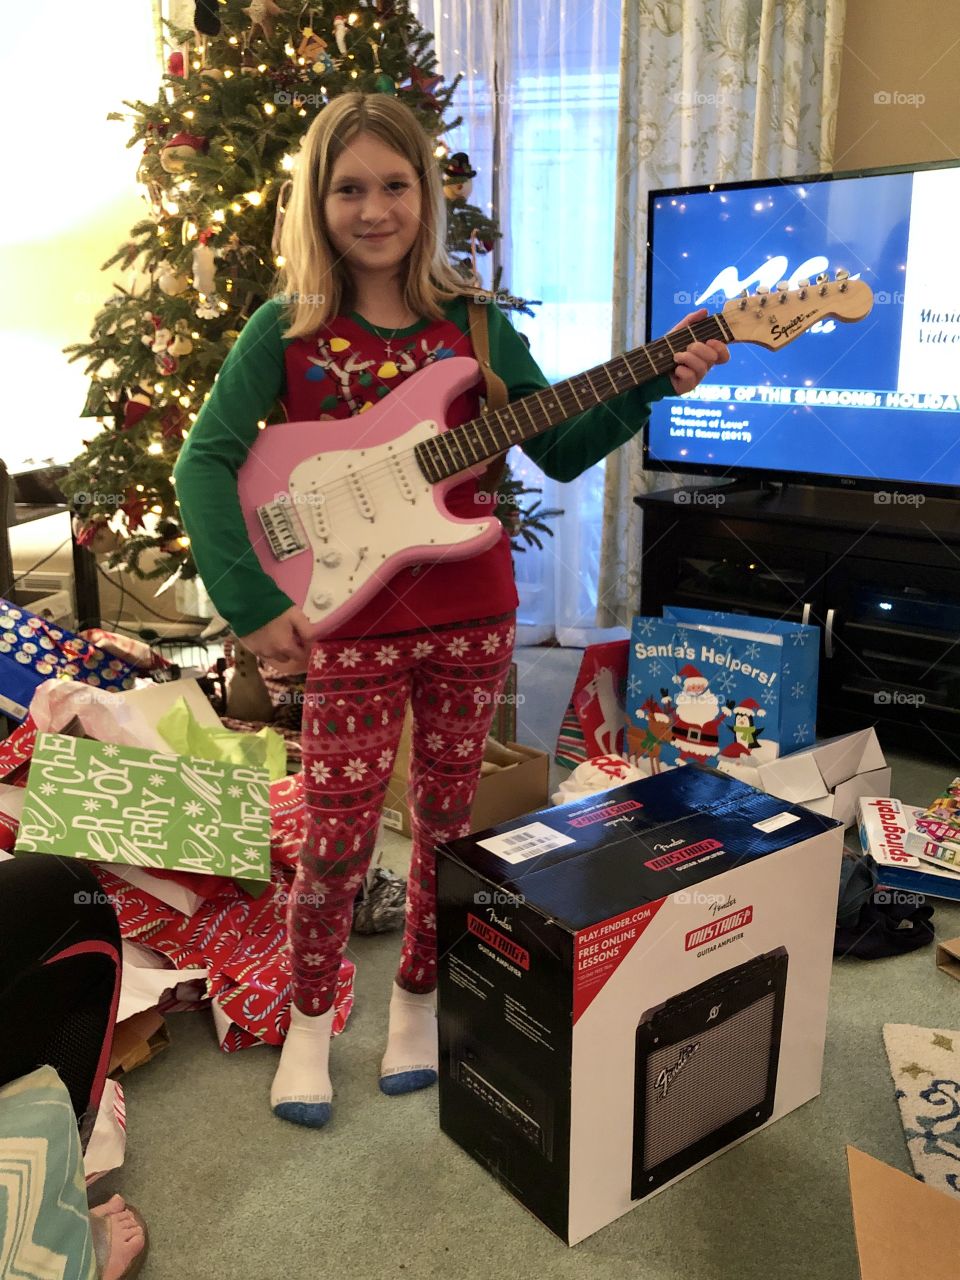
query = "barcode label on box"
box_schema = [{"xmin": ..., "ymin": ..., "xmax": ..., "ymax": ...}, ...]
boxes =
[{"xmin": 477, "ymin": 822, "xmax": 576, "ymax": 864}]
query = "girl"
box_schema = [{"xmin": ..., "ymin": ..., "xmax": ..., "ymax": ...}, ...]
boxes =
[{"xmin": 172, "ymin": 92, "xmax": 729, "ymax": 1129}]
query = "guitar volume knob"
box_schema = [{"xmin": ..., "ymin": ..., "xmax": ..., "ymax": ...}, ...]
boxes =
[
  {"xmin": 320, "ymin": 550, "xmax": 342, "ymax": 568},
  {"xmin": 311, "ymin": 592, "xmax": 333, "ymax": 610}
]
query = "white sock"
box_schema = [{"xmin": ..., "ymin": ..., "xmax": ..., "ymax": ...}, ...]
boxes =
[
  {"xmin": 271, "ymin": 1004, "xmax": 335, "ymax": 1125},
  {"xmin": 379, "ymin": 982, "xmax": 438, "ymax": 1095}
]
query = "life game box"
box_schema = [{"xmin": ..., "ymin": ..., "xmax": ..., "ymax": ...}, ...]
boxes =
[{"xmin": 436, "ymin": 766, "xmax": 843, "ymax": 1245}]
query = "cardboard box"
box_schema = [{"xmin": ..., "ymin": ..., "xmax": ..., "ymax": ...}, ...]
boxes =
[
  {"xmin": 847, "ymin": 1146, "xmax": 960, "ymax": 1279},
  {"xmin": 436, "ymin": 765, "xmax": 843, "ymax": 1244},
  {"xmin": 719, "ymin": 728, "xmax": 890, "ymax": 826},
  {"xmin": 382, "ymin": 710, "xmax": 548, "ymax": 837},
  {"xmin": 935, "ymin": 937, "xmax": 960, "ymax": 980}
]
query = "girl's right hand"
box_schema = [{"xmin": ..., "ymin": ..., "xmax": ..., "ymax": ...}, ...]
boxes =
[{"xmin": 236, "ymin": 604, "xmax": 315, "ymax": 666}]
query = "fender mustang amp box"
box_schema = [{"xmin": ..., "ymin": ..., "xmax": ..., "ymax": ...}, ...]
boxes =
[{"xmin": 436, "ymin": 764, "xmax": 843, "ymax": 1245}]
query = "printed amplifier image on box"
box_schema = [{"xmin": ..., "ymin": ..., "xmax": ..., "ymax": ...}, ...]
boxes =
[
  {"xmin": 450, "ymin": 1029, "xmax": 557, "ymax": 1163},
  {"xmin": 631, "ymin": 946, "xmax": 789, "ymax": 1200}
]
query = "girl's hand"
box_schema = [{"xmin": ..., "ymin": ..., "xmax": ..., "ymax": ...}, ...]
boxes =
[
  {"xmin": 667, "ymin": 308, "xmax": 731, "ymax": 395},
  {"xmin": 236, "ymin": 604, "xmax": 315, "ymax": 667}
]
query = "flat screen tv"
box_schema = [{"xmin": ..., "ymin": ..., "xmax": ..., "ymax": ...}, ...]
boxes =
[{"xmin": 643, "ymin": 160, "xmax": 960, "ymax": 494}]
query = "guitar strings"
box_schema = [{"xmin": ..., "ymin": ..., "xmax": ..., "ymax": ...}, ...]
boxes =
[{"xmin": 258, "ymin": 317, "xmax": 729, "ymax": 532}]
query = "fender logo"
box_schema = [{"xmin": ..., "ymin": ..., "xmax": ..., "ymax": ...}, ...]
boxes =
[{"xmin": 655, "ymin": 1042, "xmax": 700, "ymax": 1099}]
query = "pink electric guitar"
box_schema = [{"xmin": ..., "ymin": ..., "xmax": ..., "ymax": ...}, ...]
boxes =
[{"xmin": 238, "ymin": 275, "xmax": 873, "ymax": 638}]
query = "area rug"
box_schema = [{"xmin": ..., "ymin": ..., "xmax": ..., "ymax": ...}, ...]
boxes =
[{"xmin": 883, "ymin": 1023, "xmax": 960, "ymax": 1196}]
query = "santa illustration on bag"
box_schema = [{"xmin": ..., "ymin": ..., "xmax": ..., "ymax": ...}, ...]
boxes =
[
  {"xmin": 669, "ymin": 664, "xmax": 730, "ymax": 764},
  {"xmin": 720, "ymin": 696, "xmax": 766, "ymax": 758}
]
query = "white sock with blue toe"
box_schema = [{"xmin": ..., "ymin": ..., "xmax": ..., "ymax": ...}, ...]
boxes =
[
  {"xmin": 271, "ymin": 1004, "xmax": 334, "ymax": 1127},
  {"xmin": 380, "ymin": 981, "xmax": 438, "ymax": 1095}
]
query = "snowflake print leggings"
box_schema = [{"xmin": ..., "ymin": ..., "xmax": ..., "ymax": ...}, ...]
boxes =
[{"xmin": 288, "ymin": 613, "xmax": 516, "ymax": 1015}]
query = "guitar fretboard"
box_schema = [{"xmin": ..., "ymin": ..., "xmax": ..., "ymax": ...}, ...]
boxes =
[{"xmin": 414, "ymin": 313, "xmax": 734, "ymax": 483}]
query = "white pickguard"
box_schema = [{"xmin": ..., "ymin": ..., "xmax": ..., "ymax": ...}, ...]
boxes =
[{"xmin": 285, "ymin": 418, "xmax": 491, "ymax": 624}]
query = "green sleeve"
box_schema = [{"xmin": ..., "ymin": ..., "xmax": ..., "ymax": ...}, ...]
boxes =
[
  {"xmin": 482, "ymin": 301, "xmax": 675, "ymax": 483},
  {"xmin": 171, "ymin": 299, "xmax": 295, "ymax": 637}
]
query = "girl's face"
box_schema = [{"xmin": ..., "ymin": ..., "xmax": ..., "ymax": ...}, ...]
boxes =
[{"xmin": 323, "ymin": 131, "xmax": 423, "ymax": 285}]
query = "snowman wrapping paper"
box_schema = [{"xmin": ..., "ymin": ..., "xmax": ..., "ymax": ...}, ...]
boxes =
[{"xmin": 626, "ymin": 607, "xmax": 819, "ymax": 771}]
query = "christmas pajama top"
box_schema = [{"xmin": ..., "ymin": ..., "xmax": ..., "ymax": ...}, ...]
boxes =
[{"xmin": 172, "ymin": 295, "xmax": 673, "ymax": 639}]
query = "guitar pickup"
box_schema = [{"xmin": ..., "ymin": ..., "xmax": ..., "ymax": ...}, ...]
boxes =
[{"xmin": 256, "ymin": 496, "xmax": 308, "ymax": 562}]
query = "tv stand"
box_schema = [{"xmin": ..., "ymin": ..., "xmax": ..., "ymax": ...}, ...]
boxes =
[{"xmin": 635, "ymin": 485, "xmax": 960, "ymax": 759}]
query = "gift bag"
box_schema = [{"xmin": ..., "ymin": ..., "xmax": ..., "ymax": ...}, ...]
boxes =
[
  {"xmin": 626, "ymin": 607, "xmax": 819, "ymax": 771},
  {"xmin": 555, "ymin": 641, "xmax": 629, "ymax": 769},
  {"xmin": 0, "ymin": 600, "xmax": 137, "ymax": 723}
]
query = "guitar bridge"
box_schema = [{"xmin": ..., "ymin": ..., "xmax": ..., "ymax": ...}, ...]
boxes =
[{"xmin": 256, "ymin": 496, "xmax": 307, "ymax": 562}]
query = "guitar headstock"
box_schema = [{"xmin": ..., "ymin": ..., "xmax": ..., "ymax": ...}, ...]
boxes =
[{"xmin": 721, "ymin": 273, "xmax": 874, "ymax": 349}]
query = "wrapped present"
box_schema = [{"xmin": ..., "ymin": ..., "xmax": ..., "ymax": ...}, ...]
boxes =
[
  {"xmin": 78, "ymin": 627, "xmax": 174, "ymax": 673},
  {"xmin": 0, "ymin": 713, "xmax": 38, "ymax": 785},
  {"xmin": 0, "ymin": 599, "xmax": 137, "ymax": 723},
  {"xmin": 16, "ymin": 732, "xmax": 272, "ymax": 887}
]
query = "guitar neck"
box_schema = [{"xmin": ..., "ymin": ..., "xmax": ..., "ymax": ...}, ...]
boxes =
[{"xmin": 414, "ymin": 312, "xmax": 734, "ymax": 484}]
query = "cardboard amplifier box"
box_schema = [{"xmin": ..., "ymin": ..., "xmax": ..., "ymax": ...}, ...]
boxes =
[
  {"xmin": 436, "ymin": 765, "xmax": 843, "ymax": 1245},
  {"xmin": 382, "ymin": 708, "xmax": 548, "ymax": 837}
]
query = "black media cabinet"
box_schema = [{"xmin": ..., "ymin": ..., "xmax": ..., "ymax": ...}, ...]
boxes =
[{"xmin": 635, "ymin": 484, "xmax": 960, "ymax": 760}]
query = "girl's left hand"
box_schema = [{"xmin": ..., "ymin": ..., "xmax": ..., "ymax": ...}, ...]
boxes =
[{"xmin": 667, "ymin": 308, "xmax": 731, "ymax": 395}]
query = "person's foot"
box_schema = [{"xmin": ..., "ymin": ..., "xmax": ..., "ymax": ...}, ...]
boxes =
[
  {"xmin": 379, "ymin": 981, "xmax": 438, "ymax": 1095},
  {"xmin": 89, "ymin": 1198, "xmax": 147, "ymax": 1280},
  {"xmin": 271, "ymin": 1003, "xmax": 335, "ymax": 1127}
]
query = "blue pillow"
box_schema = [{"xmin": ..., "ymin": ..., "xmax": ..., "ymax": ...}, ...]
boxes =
[{"xmin": 0, "ymin": 1065, "xmax": 96, "ymax": 1279}]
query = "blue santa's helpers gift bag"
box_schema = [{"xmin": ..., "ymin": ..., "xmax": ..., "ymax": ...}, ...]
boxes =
[{"xmin": 626, "ymin": 608, "xmax": 819, "ymax": 771}]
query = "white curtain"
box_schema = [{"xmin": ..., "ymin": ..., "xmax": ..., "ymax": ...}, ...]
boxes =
[
  {"xmin": 413, "ymin": 0, "xmax": 624, "ymax": 646},
  {"xmin": 597, "ymin": 0, "xmax": 848, "ymax": 627}
]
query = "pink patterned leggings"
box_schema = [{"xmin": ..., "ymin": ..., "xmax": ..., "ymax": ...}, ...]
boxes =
[{"xmin": 288, "ymin": 613, "xmax": 516, "ymax": 1014}]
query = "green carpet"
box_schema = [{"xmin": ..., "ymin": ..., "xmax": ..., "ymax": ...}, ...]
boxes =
[{"xmin": 92, "ymin": 654, "xmax": 960, "ymax": 1277}]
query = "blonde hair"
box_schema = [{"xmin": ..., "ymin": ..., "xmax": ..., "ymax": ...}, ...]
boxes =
[{"xmin": 275, "ymin": 92, "xmax": 472, "ymax": 338}]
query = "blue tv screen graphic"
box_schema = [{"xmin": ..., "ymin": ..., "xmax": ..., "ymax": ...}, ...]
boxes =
[{"xmin": 645, "ymin": 165, "xmax": 960, "ymax": 489}]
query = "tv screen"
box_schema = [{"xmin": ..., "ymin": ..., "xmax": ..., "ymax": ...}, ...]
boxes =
[{"xmin": 644, "ymin": 161, "xmax": 960, "ymax": 493}]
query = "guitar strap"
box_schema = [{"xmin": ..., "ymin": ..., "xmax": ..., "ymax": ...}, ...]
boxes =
[{"xmin": 466, "ymin": 299, "xmax": 510, "ymax": 497}]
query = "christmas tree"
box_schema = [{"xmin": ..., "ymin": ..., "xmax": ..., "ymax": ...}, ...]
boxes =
[{"xmin": 62, "ymin": 0, "xmax": 554, "ymax": 602}]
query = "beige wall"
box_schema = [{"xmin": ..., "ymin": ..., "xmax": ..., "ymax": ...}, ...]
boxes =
[{"xmin": 835, "ymin": 0, "xmax": 960, "ymax": 170}]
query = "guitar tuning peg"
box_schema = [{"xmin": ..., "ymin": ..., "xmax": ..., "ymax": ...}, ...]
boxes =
[
  {"xmin": 755, "ymin": 285, "xmax": 769, "ymax": 293},
  {"xmin": 738, "ymin": 293, "xmax": 748, "ymax": 309},
  {"xmin": 835, "ymin": 268, "xmax": 850, "ymax": 280},
  {"xmin": 776, "ymin": 281, "xmax": 789, "ymax": 291},
  {"xmin": 815, "ymin": 272, "xmax": 829, "ymax": 284},
  {"xmin": 797, "ymin": 279, "xmax": 810, "ymax": 288}
]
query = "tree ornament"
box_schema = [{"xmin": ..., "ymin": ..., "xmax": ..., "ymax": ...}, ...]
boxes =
[
  {"xmin": 332, "ymin": 14, "xmax": 350, "ymax": 57},
  {"xmin": 159, "ymin": 131, "xmax": 209, "ymax": 173},
  {"xmin": 120, "ymin": 489, "xmax": 148, "ymax": 532},
  {"xmin": 157, "ymin": 263, "xmax": 191, "ymax": 295},
  {"xmin": 122, "ymin": 386, "xmax": 152, "ymax": 430},
  {"xmin": 73, "ymin": 516, "xmax": 122, "ymax": 556},
  {"xmin": 160, "ymin": 405, "xmax": 188, "ymax": 442},
  {"xmin": 192, "ymin": 230, "xmax": 219, "ymax": 295},
  {"xmin": 374, "ymin": 73, "xmax": 397, "ymax": 95},
  {"xmin": 243, "ymin": 0, "xmax": 284, "ymax": 42},
  {"xmin": 194, "ymin": 0, "xmax": 221, "ymax": 37},
  {"xmin": 401, "ymin": 66, "xmax": 444, "ymax": 110},
  {"xmin": 443, "ymin": 152, "xmax": 476, "ymax": 201},
  {"xmin": 200, "ymin": 65, "xmax": 225, "ymax": 82},
  {"xmin": 167, "ymin": 51, "xmax": 186, "ymax": 81},
  {"xmin": 168, "ymin": 319, "xmax": 194, "ymax": 358}
]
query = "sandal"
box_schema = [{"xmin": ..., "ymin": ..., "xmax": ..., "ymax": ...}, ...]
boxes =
[{"xmin": 90, "ymin": 1201, "xmax": 150, "ymax": 1280}]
